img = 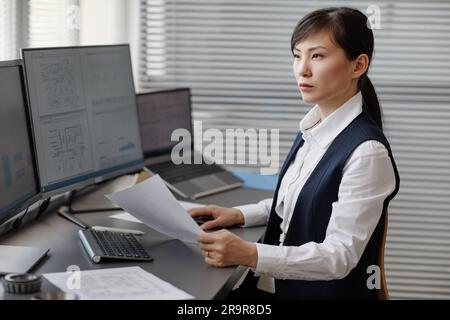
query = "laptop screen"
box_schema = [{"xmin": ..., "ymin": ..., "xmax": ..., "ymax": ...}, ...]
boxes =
[{"xmin": 137, "ymin": 88, "xmax": 192, "ymax": 157}]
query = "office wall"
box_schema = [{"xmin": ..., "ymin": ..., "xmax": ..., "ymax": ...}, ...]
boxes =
[{"xmin": 138, "ymin": 0, "xmax": 450, "ymax": 299}]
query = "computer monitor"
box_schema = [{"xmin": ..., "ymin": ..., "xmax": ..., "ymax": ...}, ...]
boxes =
[
  {"xmin": 22, "ymin": 45, "xmax": 144, "ymax": 197},
  {"xmin": 0, "ymin": 60, "xmax": 41, "ymax": 225},
  {"xmin": 137, "ymin": 88, "xmax": 193, "ymax": 157}
]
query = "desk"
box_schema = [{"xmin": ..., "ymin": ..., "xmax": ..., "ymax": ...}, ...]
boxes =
[{"xmin": 0, "ymin": 187, "xmax": 271, "ymax": 300}]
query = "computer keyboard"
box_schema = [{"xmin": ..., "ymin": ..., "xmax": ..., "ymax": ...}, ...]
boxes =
[{"xmin": 78, "ymin": 229, "xmax": 153, "ymax": 263}]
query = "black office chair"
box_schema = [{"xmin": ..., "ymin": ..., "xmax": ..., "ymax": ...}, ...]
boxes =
[{"xmin": 378, "ymin": 211, "xmax": 390, "ymax": 300}]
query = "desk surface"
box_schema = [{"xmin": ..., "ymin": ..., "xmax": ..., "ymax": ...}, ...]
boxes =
[{"xmin": 0, "ymin": 186, "xmax": 272, "ymax": 300}]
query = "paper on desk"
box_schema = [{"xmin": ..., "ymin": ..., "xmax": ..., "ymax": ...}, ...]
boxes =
[
  {"xmin": 105, "ymin": 174, "xmax": 204, "ymax": 243},
  {"xmin": 43, "ymin": 266, "xmax": 194, "ymax": 300},
  {"xmin": 109, "ymin": 201, "xmax": 205, "ymax": 224}
]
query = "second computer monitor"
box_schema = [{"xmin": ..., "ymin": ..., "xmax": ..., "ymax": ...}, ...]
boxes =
[
  {"xmin": 22, "ymin": 45, "xmax": 144, "ymax": 196},
  {"xmin": 137, "ymin": 88, "xmax": 192, "ymax": 157},
  {"xmin": 0, "ymin": 60, "xmax": 40, "ymax": 224}
]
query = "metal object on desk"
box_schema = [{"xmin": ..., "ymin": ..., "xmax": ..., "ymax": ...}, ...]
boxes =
[
  {"xmin": 57, "ymin": 206, "xmax": 89, "ymax": 229},
  {"xmin": 2, "ymin": 273, "xmax": 42, "ymax": 294}
]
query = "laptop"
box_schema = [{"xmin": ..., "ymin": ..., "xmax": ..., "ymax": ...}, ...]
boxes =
[{"xmin": 137, "ymin": 88, "xmax": 242, "ymax": 200}]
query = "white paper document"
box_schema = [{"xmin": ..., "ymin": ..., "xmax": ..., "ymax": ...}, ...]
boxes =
[
  {"xmin": 43, "ymin": 266, "xmax": 194, "ymax": 300},
  {"xmin": 110, "ymin": 212, "xmax": 142, "ymax": 224},
  {"xmin": 178, "ymin": 200, "xmax": 206, "ymax": 211},
  {"xmin": 105, "ymin": 175, "xmax": 204, "ymax": 243},
  {"xmin": 109, "ymin": 201, "xmax": 205, "ymax": 224}
]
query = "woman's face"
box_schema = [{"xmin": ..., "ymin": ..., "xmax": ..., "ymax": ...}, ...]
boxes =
[{"xmin": 293, "ymin": 29, "xmax": 357, "ymax": 108}]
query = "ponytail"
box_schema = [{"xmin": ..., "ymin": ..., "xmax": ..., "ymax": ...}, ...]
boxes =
[{"xmin": 359, "ymin": 74, "xmax": 383, "ymax": 130}]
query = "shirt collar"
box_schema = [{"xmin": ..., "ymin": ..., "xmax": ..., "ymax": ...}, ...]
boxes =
[{"xmin": 299, "ymin": 91, "xmax": 363, "ymax": 149}]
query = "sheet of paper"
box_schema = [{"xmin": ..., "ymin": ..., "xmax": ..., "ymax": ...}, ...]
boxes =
[
  {"xmin": 109, "ymin": 201, "xmax": 205, "ymax": 224},
  {"xmin": 110, "ymin": 212, "xmax": 142, "ymax": 224},
  {"xmin": 178, "ymin": 200, "xmax": 206, "ymax": 211},
  {"xmin": 106, "ymin": 175, "xmax": 204, "ymax": 243},
  {"xmin": 43, "ymin": 266, "xmax": 194, "ymax": 300}
]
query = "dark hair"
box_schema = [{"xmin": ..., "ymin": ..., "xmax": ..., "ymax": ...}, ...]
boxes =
[{"xmin": 291, "ymin": 7, "xmax": 382, "ymax": 130}]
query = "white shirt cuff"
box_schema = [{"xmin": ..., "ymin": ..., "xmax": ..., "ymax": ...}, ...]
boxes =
[
  {"xmin": 254, "ymin": 243, "xmax": 285, "ymax": 278},
  {"xmin": 234, "ymin": 204, "xmax": 268, "ymax": 227}
]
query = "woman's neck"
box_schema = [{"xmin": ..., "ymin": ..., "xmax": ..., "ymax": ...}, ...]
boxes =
[{"xmin": 318, "ymin": 86, "xmax": 358, "ymax": 120}]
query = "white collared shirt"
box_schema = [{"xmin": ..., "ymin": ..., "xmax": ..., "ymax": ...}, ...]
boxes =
[{"xmin": 236, "ymin": 92, "xmax": 396, "ymax": 290}]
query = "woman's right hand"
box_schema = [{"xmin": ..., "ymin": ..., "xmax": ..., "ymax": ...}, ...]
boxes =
[{"xmin": 188, "ymin": 205, "xmax": 245, "ymax": 230}]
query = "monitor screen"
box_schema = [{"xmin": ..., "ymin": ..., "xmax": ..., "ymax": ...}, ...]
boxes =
[
  {"xmin": 22, "ymin": 45, "xmax": 144, "ymax": 196},
  {"xmin": 137, "ymin": 88, "xmax": 192, "ymax": 157},
  {"xmin": 0, "ymin": 61, "xmax": 40, "ymax": 223}
]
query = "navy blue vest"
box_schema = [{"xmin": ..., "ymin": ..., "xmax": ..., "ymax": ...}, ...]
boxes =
[{"xmin": 263, "ymin": 112, "xmax": 400, "ymax": 300}]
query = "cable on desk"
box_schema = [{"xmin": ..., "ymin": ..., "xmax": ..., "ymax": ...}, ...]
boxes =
[
  {"xmin": 12, "ymin": 205, "xmax": 30, "ymax": 229},
  {"xmin": 35, "ymin": 197, "xmax": 51, "ymax": 221}
]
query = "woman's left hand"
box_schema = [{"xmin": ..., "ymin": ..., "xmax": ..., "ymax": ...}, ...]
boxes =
[{"xmin": 197, "ymin": 229, "xmax": 257, "ymax": 268}]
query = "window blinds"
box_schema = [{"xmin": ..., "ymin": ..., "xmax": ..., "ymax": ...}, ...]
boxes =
[
  {"xmin": 0, "ymin": 0, "xmax": 20, "ymax": 60},
  {"xmin": 138, "ymin": 0, "xmax": 450, "ymax": 299},
  {"xmin": 27, "ymin": 0, "xmax": 77, "ymax": 47},
  {"xmin": 79, "ymin": 0, "xmax": 128, "ymax": 45},
  {"xmin": 1, "ymin": 0, "xmax": 128, "ymax": 57}
]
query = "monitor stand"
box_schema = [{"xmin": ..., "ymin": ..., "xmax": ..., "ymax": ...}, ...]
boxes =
[{"xmin": 67, "ymin": 170, "xmax": 150, "ymax": 214}]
